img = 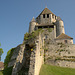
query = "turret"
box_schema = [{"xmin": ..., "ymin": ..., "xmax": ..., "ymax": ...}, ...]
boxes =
[
  {"xmin": 29, "ymin": 17, "xmax": 36, "ymax": 33},
  {"xmin": 56, "ymin": 16, "xmax": 65, "ymax": 37}
]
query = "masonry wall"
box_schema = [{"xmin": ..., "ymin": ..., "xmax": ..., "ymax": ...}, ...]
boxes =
[
  {"xmin": 8, "ymin": 44, "xmax": 25, "ymax": 75},
  {"xmin": 55, "ymin": 39, "xmax": 73, "ymax": 44},
  {"xmin": 36, "ymin": 14, "xmax": 56, "ymax": 24},
  {"xmin": 45, "ymin": 44, "xmax": 75, "ymax": 68},
  {"xmin": 8, "ymin": 44, "xmax": 25, "ymax": 67},
  {"xmin": 28, "ymin": 33, "xmax": 44, "ymax": 75},
  {"xmin": 34, "ymin": 34, "xmax": 44, "ymax": 75}
]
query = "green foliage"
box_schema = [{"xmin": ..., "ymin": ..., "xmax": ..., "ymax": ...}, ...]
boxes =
[
  {"xmin": 18, "ymin": 67, "xmax": 29, "ymax": 75},
  {"xmin": 57, "ymin": 49, "xmax": 65, "ymax": 52},
  {"xmin": 4, "ymin": 48, "xmax": 15, "ymax": 68},
  {"xmin": 44, "ymin": 48, "xmax": 48, "ymax": 51},
  {"xmin": 55, "ymin": 57, "xmax": 61, "ymax": 60},
  {"xmin": 0, "ymin": 66, "xmax": 13, "ymax": 75},
  {"xmin": 39, "ymin": 64, "xmax": 75, "ymax": 75},
  {"xmin": 47, "ymin": 28, "xmax": 53, "ymax": 32},
  {"xmin": 24, "ymin": 29, "xmax": 43, "ymax": 41},
  {"xmin": 3, "ymin": 66, "xmax": 13, "ymax": 75},
  {"xmin": 24, "ymin": 32, "xmax": 30, "ymax": 40},
  {"xmin": 0, "ymin": 43, "xmax": 3, "ymax": 61},
  {"xmin": 0, "ymin": 71, "xmax": 3, "ymax": 75},
  {"xmin": 63, "ymin": 56, "xmax": 75, "ymax": 58}
]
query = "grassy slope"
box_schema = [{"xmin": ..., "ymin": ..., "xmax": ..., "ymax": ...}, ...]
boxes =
[
  {"xmin": 0, "ymin": 71, "xmax": 3, "ymax": 75},
  {"xmin": 39, "ymin": 64, "xmax": 75, "ymax": 75}
]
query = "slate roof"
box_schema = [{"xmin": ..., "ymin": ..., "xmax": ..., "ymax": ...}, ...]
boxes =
[
  {"xmin": 0, "ymin": 62, "xmax": 4, "ymax": 68},
  {"xmin": 57, "ymin": 16, "xmax": 63, "ymax": 21},
  {"xmin": 40, "ymin": 8, "xmax": 54, "ymax": 15},
  {"xmin": 31, "ymin": 17, "xmax": 36, "ymax": 22},
  {"xmin": 37, "ymin": 8, "xmax": 55, "ymax": 18},
  {"xmin": 56, "ymin": 33, "xmax": 73, "ymax": 39}
]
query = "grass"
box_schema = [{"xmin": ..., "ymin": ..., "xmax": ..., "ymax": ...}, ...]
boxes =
[
  {"xmin": 39, "ymin": 64, "xmax": 75, "ymax": 75},
  {"xmin": 0, "ymin": 71, "xmax": 3, "ymax": 75}
]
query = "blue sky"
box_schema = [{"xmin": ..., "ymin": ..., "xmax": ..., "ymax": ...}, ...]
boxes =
[{"xmin": 0, "ymin": 0, "xmax": 75, "ymax": 62}]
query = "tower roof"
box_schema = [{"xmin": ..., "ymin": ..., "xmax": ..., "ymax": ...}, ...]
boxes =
[
  {"xmin": 37, "ymin": 8, "xmax": 55, "ymax": 18},
  {"xmin": 56, "ymin": 33, "xmax": 73, "ymax": 39},
  {"xmin": 40, "ymin": 8, "xmax": 54, "ymax": 15},
  {"xmin": 31, "ymin": 17, "xmax": 36, "ymax": 22},
  {"xmin": 57, "ymin": 16, "xmax": 63, "ymax": 21}
]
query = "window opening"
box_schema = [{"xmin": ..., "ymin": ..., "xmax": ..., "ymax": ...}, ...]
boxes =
[
  {"xmin": 43, "ymin": 14, "xmax": 45, "ymax": 18},
  {"xmin": 64, "ymin": 40, "xmax": 67, "ymax": 43},
  {"xmin": 47, "ymin": 14, "xmax": 49, "ymax": 18}
]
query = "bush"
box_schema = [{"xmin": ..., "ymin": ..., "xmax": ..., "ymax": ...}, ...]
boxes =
[
  {"xmin": 0, "ymin": 66, "xmax": 13, "ymax": 75},
  {"xmin": 24, "ymin": 29, "xmax": 43, "ymax": 41},
  {"xmin": 4, "ymin": 48, "xmax": 15, "ymax": 68},
  {"xmin": 3, "ymin": 66, "xmax": 13, "ymax": 75}
]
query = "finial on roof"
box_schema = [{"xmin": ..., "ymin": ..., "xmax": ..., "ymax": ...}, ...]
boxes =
[
  {"xmin": 31, "ymin": 17, "xmax": 36, "ymax": 22},
  {"xmin": 45, "ymin": 5, "xmax": 47, "ymax": 8},
  {"xmin": 57, "ymin": 16, "xmax": 63, "ymax": 21}
]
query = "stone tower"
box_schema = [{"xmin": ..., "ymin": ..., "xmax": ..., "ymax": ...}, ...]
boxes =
[
  {"xmin": 8, "ymin": 7, "xmax": 74, "ymax": 75},
  {"xmin": 28, "ymin": 7, "xmax": 73, "ymax": 44},
  {"xmin": 29, "ymin": 7, "xmax": 65, "ymax": 38},
  {"xmin": 29, "ymin": 17, "xmax": 36, "ymax": 33},
  {"xmin": 56, "ymin": 16, "xmax": 65, "ymax": 37}
]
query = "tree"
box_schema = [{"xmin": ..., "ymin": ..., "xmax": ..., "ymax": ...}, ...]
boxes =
[{"xmin": 0, "ymin": 43, "xmax": 3, "ymax": 61}]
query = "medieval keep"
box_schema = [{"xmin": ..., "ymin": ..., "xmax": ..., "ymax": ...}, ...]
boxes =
[
  {"xmin": 29, "ymin": 7, "xmax": 73, "ymax": 44},
  {"xmin": 8, "ymin": 8, "xmax": 75, "ymax": 75}
]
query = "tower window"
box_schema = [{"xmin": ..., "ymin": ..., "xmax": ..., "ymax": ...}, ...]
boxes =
[
  {"xmin": 45, "ymin": 35, "xmax": 47, "ymax": 39},
  {"xmin": 64, "ymin": 40, "xmax": 67, "ymax": 43},
  {"xmin": 43, "ymin": 14, "xmax": 45, "ymax": 18},
  {"xmin": 47, "ymin": 14, "xmax": 49, "ymax": 18}
]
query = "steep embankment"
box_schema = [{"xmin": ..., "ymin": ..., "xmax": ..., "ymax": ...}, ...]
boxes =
[{"xmin": 39, "ymin": 64, "xmax": 75, "ymax": 75}]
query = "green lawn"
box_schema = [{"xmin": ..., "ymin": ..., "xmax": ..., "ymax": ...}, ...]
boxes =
[
  {"xmin": 0, "ymin": 71, "xmax": 3, "ymax": 75},
  {"xmin": 39, "ymin": 64, "xmax": 75, "ymax": 75}
]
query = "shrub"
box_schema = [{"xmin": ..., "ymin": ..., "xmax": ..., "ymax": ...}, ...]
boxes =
[
  {"xmin": 4, "ymin": 48, "xmax": 15, "ymax": 68},
  {"xmin": 47, "ymin": 28, "xmax": 53, "ymax": 32},
  {"xmin": 3, "ymin": 66, "xmax": 13, "ymax": 75}
]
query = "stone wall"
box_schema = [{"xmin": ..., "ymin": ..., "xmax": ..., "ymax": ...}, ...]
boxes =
[
  {"xmin": 34, "ymin": 33, "xmax": 44, "ymax": 75},
  {"xmin": 8, "ymin": 32, "xmax": 44, "ymax": 75},
  {"xmin": 55, "ymin": 39, "xmax": 73, "ymax": 44},
  {"xmin": 12, "ymin": 44, "xmax": 25, "ymax": 75},
  {"xmin": 8, "ymin": 44, "xmax": 25, "ymax": 75},
  {"xmin": 8, "ymin": 44, "xmax": 23, "ymax": 67},
  {"xmin": 8, "ymin": 29, "xmax": 75, "ymax": 75},
  {"xmin": 28, "ymin": 33, "xmax": 44, "ymax": 75},
  {"xmin": 45, "ymin": 43, "xmax": 75, "ymax": 68}
]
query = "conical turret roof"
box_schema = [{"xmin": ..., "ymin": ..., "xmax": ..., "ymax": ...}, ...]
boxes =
[
  {"xmin": 57, "ymin": 16, "xmax": 63, "ymax": 21},
  {"xmin": 31, "ymin": 17, "xmax": 36, "ymax": 22}
]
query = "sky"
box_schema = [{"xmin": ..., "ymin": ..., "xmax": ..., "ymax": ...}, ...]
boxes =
[{"xmin": 0, "ymin": 0, "xmax": 75, "ymax": 62}]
